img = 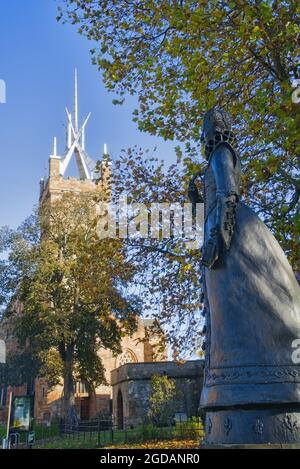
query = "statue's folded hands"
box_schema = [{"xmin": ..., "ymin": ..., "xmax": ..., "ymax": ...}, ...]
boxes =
[{"xmin": 201, "ymin": 227, "xmax": 221, "ymax": 269}]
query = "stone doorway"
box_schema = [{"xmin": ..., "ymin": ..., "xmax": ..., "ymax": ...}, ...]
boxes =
[
  {"xmin": 80, "ymin": 396, "xmax": 90, "ymax": 421},
  {"xmin": 117, "ymin": 390, "xmax": 124, "ymax": 429}
]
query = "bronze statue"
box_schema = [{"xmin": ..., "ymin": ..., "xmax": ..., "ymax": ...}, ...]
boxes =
[{"xmin": 189, "ymin": 107, "xmax": 300, "ymax": 445}]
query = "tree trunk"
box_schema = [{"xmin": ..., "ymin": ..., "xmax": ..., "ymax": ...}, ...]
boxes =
[{"xmin": 63, "ymin": 343, "xmax": 78, "ymax": 428}]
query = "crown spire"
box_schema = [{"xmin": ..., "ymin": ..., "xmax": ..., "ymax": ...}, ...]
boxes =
[{"xmin": 49, "ymin": 70, "xmax": 106, "ymax": 181}]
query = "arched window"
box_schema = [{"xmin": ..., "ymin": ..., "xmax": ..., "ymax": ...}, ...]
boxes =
[{"xmin": 115, "ymin": 349, "xmax": 137, "ymax": 368}]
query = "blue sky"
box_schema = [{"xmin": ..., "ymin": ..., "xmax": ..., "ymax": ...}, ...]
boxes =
[{"xmin": 0, "ymin": 0, "xmax": 178, "ymax": 229}]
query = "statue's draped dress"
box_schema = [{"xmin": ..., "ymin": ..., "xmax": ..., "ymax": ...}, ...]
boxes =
[{"xmin": 201, "ymin": 145, "xmax": 300, "ymax": 409}]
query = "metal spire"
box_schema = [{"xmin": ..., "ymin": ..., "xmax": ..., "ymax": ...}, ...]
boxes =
[
  {"xmin": 74, "ymin": 68, "xmax": 78, "ymax": 132},
  {"xmin": 50, "ymin": 69, "xmax": 106, "ymax": 181},
  {"xmin": 59, "ymin": 69, "xmax": 97, "ymax": 179}
]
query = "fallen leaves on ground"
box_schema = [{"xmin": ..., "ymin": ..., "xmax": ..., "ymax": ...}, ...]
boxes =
[{"xmin": 104, "ymin": 439, "xmax": 200, "ymax": 449}]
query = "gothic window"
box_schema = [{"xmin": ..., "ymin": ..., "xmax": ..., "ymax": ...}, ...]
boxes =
[{"xmin": 115, "ymin": 349, "xmax": 138, "ymax": 368}]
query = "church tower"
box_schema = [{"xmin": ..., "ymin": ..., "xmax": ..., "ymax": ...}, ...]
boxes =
[{"xmin": 39, "ymin": 69, "xmax": 111, "ymax": 209}]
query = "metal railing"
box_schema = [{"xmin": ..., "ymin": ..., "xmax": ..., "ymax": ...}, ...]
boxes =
[
  {"xmin": 2, "ymin": 417, "xmax": 204, "ymax": 448},
  {"xmin": 58, "ymin": 417, "xmax": 204, "ymax": 447}
]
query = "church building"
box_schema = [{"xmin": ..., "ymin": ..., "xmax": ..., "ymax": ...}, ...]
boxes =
[
  {"xmin": 0, "ymin": 71, "xmax": 167, "ymax": 423},
  {"xmin": 0, "ymin": 72, "xmax": 202, "ymax": 427}
]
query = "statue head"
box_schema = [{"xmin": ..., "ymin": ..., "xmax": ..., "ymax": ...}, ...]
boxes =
[{"xmin": 201, "ymin": 107, "xmax": 236, "ymax": 160}]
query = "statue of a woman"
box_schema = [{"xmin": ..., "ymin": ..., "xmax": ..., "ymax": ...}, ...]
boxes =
[{"xmin": 189, "ymin": 107, "xmax": 300, "ymax": 445}]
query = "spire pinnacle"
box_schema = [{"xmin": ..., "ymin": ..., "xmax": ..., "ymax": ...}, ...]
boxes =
[{"xmin": 53, "ymin": 137, "xmax": 57, "ymax": 157}]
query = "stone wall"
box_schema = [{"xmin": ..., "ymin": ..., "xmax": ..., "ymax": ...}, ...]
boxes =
[{"xmin": 111, "ymin": 360, "xmax": 204, "ymax": 428}]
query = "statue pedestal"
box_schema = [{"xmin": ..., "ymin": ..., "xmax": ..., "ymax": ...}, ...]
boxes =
[{"xmin": 203, "ymin": 407, "xmax": 300, "ymax": 446}]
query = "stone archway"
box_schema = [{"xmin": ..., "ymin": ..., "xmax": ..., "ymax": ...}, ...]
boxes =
[{"xmin": 117, "ymin": 389, "xmax": 124, "ymax": 429}]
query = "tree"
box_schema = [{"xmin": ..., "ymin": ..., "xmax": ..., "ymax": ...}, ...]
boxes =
[
  {"xmin": 0, "ymin": 193, "xmax": 140, "ymax": 423},
  {"xmin": 148, "ymin": 373, "xmax": 182, "ymax": 426},
  {"xmin": 111, "ymin": 147, "xmax": 204, "ymax": 356},
  {"xmin": 58, "ymin": 0, "xmax": 300, "ymax": 266}
]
